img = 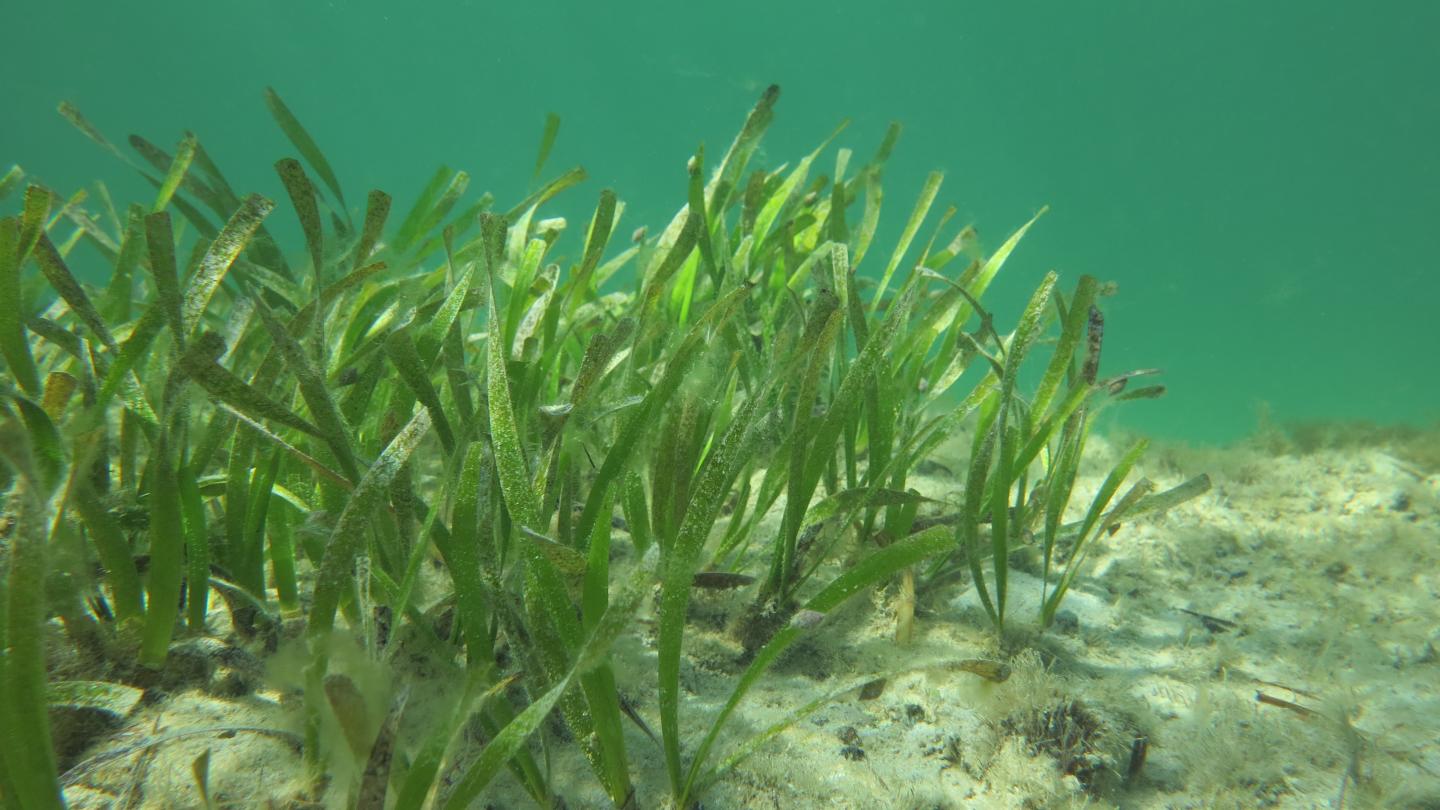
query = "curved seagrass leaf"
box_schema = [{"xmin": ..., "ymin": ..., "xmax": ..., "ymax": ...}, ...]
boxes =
[
  {"xmin": 707, "ymin": 83, "xmax": 779, "ymax": 214},
  {"xmin": 250, "ymin": 293, "xmax": 361, "ymax": 480},
  {"xmin": 687, "ymin": 146, "xmax": 718, "ymax": 282},
  {"xmin": 1030, "ymin": 274, "xmax": 1100, "ymax": 422},
  {"xmin": 32, "ymin": 233, "xmax": 118, "ymax": 351},
  {"xmin": 390, "ymin": 670, "xmax": 517, "ymax": 807},
  {"xmin": 440, "ymin": 544, "xmax": 658, "ymax": 810},
  {"xmin": 419, "ymin": 261, "xmax": 473, "ymax": 367},
  {"xmin": 412, "ymin": 194, "xmax": 493, "ymax": 262},
  {"xmin": 22, "ymin": 318, "xmax": 81, "ymax": 363},
  {"xmin": 99, "ymin": 205, "xmax": 145, "ymax": 320},
  {"xmin": 131, "ymin": 132, "xmax": 294, "ymax": 278},
  {"xmin": 308, "ymin": 407, "xmax": 431, "ymax": 641},
  {"xmin": 275, "ymin": 157, "xmax": 324, "ymax": 279},
  {"xmin": 532, "ymin": 112, "xmax": 561, "ymax": 185},
  {"xmin": 575, "ymin": 281, "xmax": 752, "ymax": 543},
  {"xmin": 402, "ymin": 170, "xmax": 468, "ymax": 254},
  {"xmin": 0, "ymin": 216, "xmax": 41, "ymax": 395},
  {"xmin": 222, "ymin": 405, "xmax": 351, "ymax": 491},
  {"xmin": 392, "ymin": 167, "xmax": 455, "ymax": 253},
  {"xmin": 1042, "ymin": 438, "xmax": 1151, "ymax": 626},
  {"xmin": 128, "ymin": 134, "xmax": 212, "ymax": 215},
  {"xmin": 485, "ymin": 255, "xmax": 540, "ymax": 528},
  {"xmin": 511, "ymin": 263, "xmax": 555, "ymax": 362},
  {"xmin": 7, "ymin": 393, "xmax": 65, "ymax": 491},
  {"xmin": 681, "ymin": 525, "xmax": 953, "ymax": 804},
  {"xmin": 638, "ymin": 211, "xmax": 699, "ymax": 311},
  {"xmin": 804, "ymin": 487, "xmax": 931, "ymax": 527},
  {"xmin": 18, "ymin": 185, "xmax": 52, "ymax": 266},
  {"xmin": 182, "ymin": 193, "xmax": 275, "ymax": 338},
  {"xmin": 568, "ymin": 188, "xmax": 617, "ymax": 303},
  {"xmin": 839, "ymin": 120, "xmax": 901, "ymax": 244},
  {"xmin": 264, "ymin": 87, "xmax": 349, "ymax": 223},
  {"xmin": 179, "ymin": 332, "xmax": 324, "ymax": 439},
  {"xmin": 144, "ymin": 212, "xmax": 185, "ymax": 345},
  {"xmin": 94, "ymin": 306, "xmax": 164, "ymax": 420},
  {"xmin": 58, "ymin": 101, "xmax": 137, "ymax": 169},
  {"xmin": 774, "ymin": 304, "xmax": 844, "ymax": 590},
  {"xmin": 0, "ymin": 472, "xmax": 64, "ymax": 810},
  {"xmin": 658, "ymin": 390, "xmax": 769, "ymax": 793},
  {"xmin": 568, "ymin": 317, "xmax": 633, "ymax": 414},
  {"xmin": 700, "ymin": 671, "xmax": 894, "ymax": 793},
  {"xmin": 987, "ymin": 271, "xmax": 1061, "ymax": 621},
  {"xmin": 869, "ymin": 170, "xmax": 943, "ymax": 312},
  {"xmin": 0, "ymin": 164, "xmax": 24, "ymax": 203},
  {"xmin": 72, "ymin": 462, "xmax": 145, "ymax": 623},
  {"xmin": 386, "ymin": 327, "xmax": 455, "ymax": 455},
  {"xmin": 150, "ymin": 132, "xmax": 196, "ymax": 214},
  {"xmin": 57, "ymin": 104, "xmax": 221, "ymax": 239},
  {"xmin": 139, "ymin": 428, "xmax": 185, "ymax": 667},
  {"xmin": 439, "ymin": 672, "xmax": 570, "ymax": 810},
  {"xmin": 750, "ymin": 125, "xmax": 845, "ymax": 264},
  {"xmin": 503, "ymin": 166, "xmax": 586, "ymax": 222},
  {"xmin": 442, "ymin": 443, "xmax": 493, "ymax": 665},
  {"xmin": 955, "ymin": 206, "xmax": 1048, "ymax": 332},
  {"xmin": 188, "ymin": 134, "xmax": 244, "ymax": 213},
  {"xmin": 352, "ymin": 190, "xmax": 391, "ymax": 271}
]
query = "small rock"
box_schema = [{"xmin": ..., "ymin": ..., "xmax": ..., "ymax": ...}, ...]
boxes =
[{"xmin": 1053, "ymin": 609, "xmax": 1080, "ymax": 635}]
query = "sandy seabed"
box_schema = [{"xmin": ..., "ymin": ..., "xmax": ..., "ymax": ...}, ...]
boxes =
[{"xmin": 60, "ymin": 430, "xmax": 1440, "ymax": 809}]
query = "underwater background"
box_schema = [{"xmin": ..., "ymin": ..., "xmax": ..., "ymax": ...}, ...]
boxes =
[{"xmin": 4, "ymin": 0, "xmax": 1437, "ymax": 444}]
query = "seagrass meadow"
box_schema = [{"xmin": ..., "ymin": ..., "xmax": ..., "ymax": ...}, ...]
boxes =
[{"xmin": 2, "ymin": 85, "xmax": 1438, "ymax": 810}]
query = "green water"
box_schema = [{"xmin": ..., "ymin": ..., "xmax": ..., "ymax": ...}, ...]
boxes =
[{"xmin": 6, "ymin": 0, "xmax": 1436, "ymax": 443}]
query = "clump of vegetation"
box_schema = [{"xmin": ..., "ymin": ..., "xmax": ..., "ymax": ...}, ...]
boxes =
[
  {"xmin": 1286, "ymin": 419, "xmax": 1440, "ymax": 473},
  {"xmin": 1247, "ymin": 403, "xmax": 1440, "ymax": 473},
  {"xmin": 0, "ymin": 85, "xmax": 1167, "ymax": 808},
  {"xmin": 1001, "ymin": 698, "xmax": 1119, "ymax": 793}
]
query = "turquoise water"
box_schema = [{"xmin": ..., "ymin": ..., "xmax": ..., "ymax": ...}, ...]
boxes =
[{"xmin": 5, "ymin": 0, "xmax": 1437, "ymax": 443}]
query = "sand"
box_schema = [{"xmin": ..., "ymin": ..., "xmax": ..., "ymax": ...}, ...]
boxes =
[{"xmin": 57, "ymin": 431, "xmax": 1440, "ymax": 809}]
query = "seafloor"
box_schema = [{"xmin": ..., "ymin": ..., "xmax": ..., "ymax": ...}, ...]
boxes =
[{"xmin": 57, "ymin": 425, "xmax": 1440, "ymax": 809}]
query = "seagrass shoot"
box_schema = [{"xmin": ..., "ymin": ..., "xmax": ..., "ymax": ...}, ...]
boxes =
[{"xmin": 0, "ymin": 83, "xmax": 1182, "ymax": 809}]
